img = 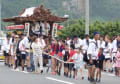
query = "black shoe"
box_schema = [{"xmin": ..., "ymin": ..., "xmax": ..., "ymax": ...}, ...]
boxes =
[
  {"xmin": 22, "ymin": 67, "xmax": 24, "ymax": 71},
  {"xmin": 4, "ymin": 63, "xmax": 7, "ymax": 66},
  {"xmin": 69, "ymin": 74, "xmax": 71, "ymax": 78},
  {"xmin": 8, "ymin": 64, "xmax": 11, "ymax": 67},
  {"xmin": 82, "ymin": 77, "xmax": 84, "ymax": 80},
  {"xmin": 88, "ymin": 77, "xmax": 90, "ymax": 81},
  {"xmin": 41, "ymin": 70, "xmax": 43, "ymax": 74},
  {"xmin": 64, "ymin": 72, "xmax": 66, "ymax": 76},
  {"xmin": 58, "ymin": 71, "xmax": 61, "ymax": 76},
  {"xmin": 90, "ymin": 79, "xmax": 95, "ymax": 82},
  {"xmin": 64, "ymin": 73, "xmax": 68, "ymax": 77},
  {"xmin": 104, "ymin": 70, "xmax": 106, "ymax": 72},
  {"xmin": 91, "ymin": 79, "xmax": 96, "ymax": 84}
]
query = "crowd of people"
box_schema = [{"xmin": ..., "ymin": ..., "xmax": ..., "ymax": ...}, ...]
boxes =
[{"xmin": 2, "ymin": 31, "xmax": 120, "ymax": 84}]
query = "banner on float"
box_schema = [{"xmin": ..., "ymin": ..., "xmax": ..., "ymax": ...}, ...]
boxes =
[
  {"xmin": 25, "ymin": 23, "xmax": 30, "ymax": 36},
  {"xmin": 6, "ymin": 25, "xmax": 24, "ymax": 30},
  {"xmin": 52, "ymin": 23, "xmax": 58, "ymax": 39}
]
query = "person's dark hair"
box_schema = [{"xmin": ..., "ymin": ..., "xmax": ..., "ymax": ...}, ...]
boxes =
[
  {"xmin": 85, "ymin": 34, "xmax": 89, "ymax": 38},
  {"xmin": 13, "ymin": 31, "xmax": 17, "ymax": 35},
  {"xmin": 20, "ymin": 33, "xmax": 25, "ymax": 36},
  {"xmin": 33, "ymin": 36, "xmax": 38, "ymax": 42},
  {"xmin": 62, "ymin": 40, "xmax": 65, "ymax": 43},
  {"xmin": 118, "ymin": 44, "xmax": 120, "ymax": 48},
  {"xmin": 79, "ymin": 47, "xmax": 82, "ymax": 51},
  {"xmin": 93, "ymin": 31, "xmax": 100, "ymax": 36},
  {"xmin": 100, "ymin": 35, "xmax": 104, "ymax": 38},
  {"xmin": 65, "ymin": 44, "xmax": 68, "ymax": 46},
  {"xmin": 73, "ymin": 35, "xmax": 78, "ymax": 39},
  {"xmin": 39, "ymin": 34, "xmax": 43, "ymax": 37},
  {"xmin": 29, "ymin": 34, "xmax": 34, "ymax": 37},
  {"xmin": 70, "ymin": 44, "xmax": 75, "ymax": 49},
  {"xmin": 100, "ymin": 48, "xmax": 103, "ymax": 52},
  {"xmin": 67, "ymin": 36, "xmax": 70, "ymax": 38},
  {"xmin": 7, "ymin": 34, "xmax": 11, "ymax": 38}
]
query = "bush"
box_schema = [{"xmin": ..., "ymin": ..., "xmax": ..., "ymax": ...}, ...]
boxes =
[{"xmin": 58, "ymin": 20, "xmax": 120, "ymax": 39}]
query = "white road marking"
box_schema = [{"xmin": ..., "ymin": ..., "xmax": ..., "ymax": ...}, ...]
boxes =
[
  {"xmin": 11, "ymin": 69, "xmax": 29, "ymax": 74},
  {"xmin": 107, "ymin": 74, "xmax": 115, "ymax": 76},
  {"xmin": 46, "ymin": 77, "xmax": 75, "ymax": 84},
  {"xmin": 22, "ymin": 71, "xmax": 29, "ymax": 73}
]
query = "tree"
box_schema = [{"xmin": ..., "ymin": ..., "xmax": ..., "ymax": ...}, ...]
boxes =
[{"xmin": 59, "ymin": 19, "xmax": 120, "ymax": 39}]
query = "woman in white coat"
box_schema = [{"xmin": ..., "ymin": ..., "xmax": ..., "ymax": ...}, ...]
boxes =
[{"xmin": 103, "ymin": 35, "xmax": 112, "ymax": 72}]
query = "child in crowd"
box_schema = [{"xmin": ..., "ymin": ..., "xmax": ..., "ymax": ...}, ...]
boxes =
[
  {"xmin": 44, "ymin": 44, "xmax": 52, "ymax": 73},
  {"xmin": 67, "ymin": 44, "xmax": 76, "ymax": 78},
  {"xmin": 96, "ymin": 48, "xmax": 105, "ymax": 82},
  {"xmin": 51, "ymin": 39, "xmax": 59, "ymax": 75},
  {"xmin": 57, "ymin": 40, "xmax": 65, "ymax": 75},
  {"xmin": 72, "ymin": 48, "xmax": 84, "ymax": 80},
  {"xmin": 63, "ymin": 44, "xmax": 70, "ymax": 77},
  {"xmin": 115, "ymin": 45, "xmax": 120, "ymax": 77}
]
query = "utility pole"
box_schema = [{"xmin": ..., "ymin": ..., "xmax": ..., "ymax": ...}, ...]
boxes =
[{"xmin": 85, "ymin": 0, "xmax": 89, "ymax": 35}]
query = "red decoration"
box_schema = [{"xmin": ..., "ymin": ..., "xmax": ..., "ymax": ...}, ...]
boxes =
[{"xmin": 6, "ymin": 25, "xmax": 24, "ymax": 30}]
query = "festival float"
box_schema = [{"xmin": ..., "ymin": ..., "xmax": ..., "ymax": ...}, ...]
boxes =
[{"xmin": 3, "ymin": 5, "xmax": 67, "ymax": 42}]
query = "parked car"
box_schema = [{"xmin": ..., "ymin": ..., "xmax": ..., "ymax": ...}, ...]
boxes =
[{"xmin": 0, "ymin": 37, "xmax": 6, "ymax": 60}]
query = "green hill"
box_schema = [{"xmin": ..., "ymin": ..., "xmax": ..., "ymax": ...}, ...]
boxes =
[{"xmin": 1, "ymin": 0, "xmax": 120, "ymax": 30}]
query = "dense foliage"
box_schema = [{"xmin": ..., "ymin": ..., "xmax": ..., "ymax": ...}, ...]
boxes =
[
  {"xmin": 1, "ymin": 0, "xmax": 120, "ymax": 30},
  {"xmin": 58, "ymin": 20, "xmax": 120, "ymax": 39},
  {"xmin": 1, "ymin": 0, "xmax": 120, "ymax": 38}
]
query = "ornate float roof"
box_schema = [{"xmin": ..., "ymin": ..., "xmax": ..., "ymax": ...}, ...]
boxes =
[{"xmin": 3, "ymin": 5, "xmax": 67, "ymax": 23}]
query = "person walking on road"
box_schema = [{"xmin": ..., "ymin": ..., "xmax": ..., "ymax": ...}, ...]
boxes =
[
  {"xmin": 87, "ymin": 31, "xmax": 100, "ymax": 84},
  {"xmin": 32, "ymin": 36, "xmax": 43, "ymax": 74}
]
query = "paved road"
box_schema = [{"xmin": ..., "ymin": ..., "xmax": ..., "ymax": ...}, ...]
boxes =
[{"xmin": 0, "ymin": 62, "xmax": 120, "ymax": 84}]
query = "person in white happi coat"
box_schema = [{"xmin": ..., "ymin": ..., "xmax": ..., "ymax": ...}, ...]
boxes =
[
  {"xmin": 111, "ymin": 34, "xmax": 120, "ymax": 59},
  {"xmin": 82, "ymin": 34, "xmax": 91, "ymax": 80},
  {"xmin": 38, "ymin": 35, "xmax": 46, "ymax": 49},
  {"xmin": 103, "ymin": 35, "xmax": 112, "ymax": 72},
  {"xmin": 3, "ymin": 35, "xmax": 11, "ymax": 66},
  {"xmin": 23, "ymin": 34, "xmax": 31, "ymax": 72},
  {"xmin": 65, "ymin": 36, "xmax": 71, "ymax": 50},
  {"xmin": 19, "ymin": 34, "xmax": 30, "ymax": 71},
  {"xmin": 82, "ymin": 34, "xmax": 91, "ymax": 57},
  {"xmin": 87, "ymin": 32, "xmax": 100, "ymax": 83},
  {"xmin": 98, "ymin": 35, "xmax": 105, "ymax": 48},
  {"xmin": 111, "ymin": 34, "xmax": 120, "ymax": 73},
  {"xmin": 38, "ymin": 35, "xmax": 46, "ymax": 66},
  {"xmin": 19, "ymin": 35, "xmax": 25, "ymax": 71},
  {"xmin": 10, "ymin": 31, "xmax": 17, "ymax": 67},
  {"xmin": 73, "ymin": 36, "xmax": 83, "ymax": 49}
]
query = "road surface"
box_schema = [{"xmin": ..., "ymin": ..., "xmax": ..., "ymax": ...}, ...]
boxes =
[{"xmin": 0, "ymin": 62, "xmax": 119, "ymax": 84}]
